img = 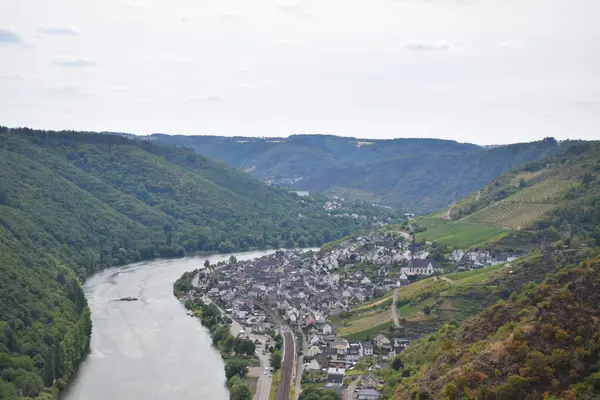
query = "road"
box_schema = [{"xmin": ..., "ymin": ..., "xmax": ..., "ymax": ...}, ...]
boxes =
[
  {"xmin": 276, "ymin": 329, "xmax": 295, "ymax": 400},
  {"xmin": 253, "ymin": 340, "xmax": 273, "ymax": 400},
  {"xmin": 294, "ymin": 330, "xmax": 307, "ymax": 399},
  {"xmin": 391, "ymin": 288, "xmax": 400, "ymax": 327},
  {"xmin": 343, "ymin": 379, "xmax": 358, "ymax": 400}
]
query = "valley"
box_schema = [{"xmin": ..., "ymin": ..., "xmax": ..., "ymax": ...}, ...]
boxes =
[{"xmin": 0, "ymin": 127, "xmax": 598, "ymax": 400}]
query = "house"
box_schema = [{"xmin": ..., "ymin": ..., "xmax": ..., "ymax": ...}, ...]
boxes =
[
  {"xmin": 346, "ymin": 342, "xmax": 362, "ymax": 363},
  {"xmin": 322, "ymin": 323, "xmax": 333, "ymax": 335},
  {"xmin": 314, "ymin": 353, "xmax": 329, "ymax": 370},
  {"xmin": 374, "ymin": 334, "xmax": 391, "ymax": 350},
  {"xmin": 393, "ymin": 338, "xmax": 411, "ymax": 354},
  {"xmin": 401, "ymin": 259, "xmax": 442, "ymax": 276},
  {"xmin": 358, "ymin": 388, "xmax": 382, "ymax": 400},
  {"xmin": 325, "ymin": 367, "xmax": 345, "ymax": 389},
  {"xmin": 307, "ymin": 346, "xmax": 323, "ymax": 357},
  {"xmin": 361, "ymin": 374, "xmax": 379, "ymax": 388},
  {"xmin": 368, "ymin": 362, "xmax": 383, "ymax": 371},
  {"xmin": 362, "ymin": 341, "xmax": 374, "ymax": 356},
  {"xmin": 450, "ymin": 249, "xmax": 464, "ymax": 263},
  {"xmin": 307, "ymin": 359, "xmax": 321, "ymax": 372}
]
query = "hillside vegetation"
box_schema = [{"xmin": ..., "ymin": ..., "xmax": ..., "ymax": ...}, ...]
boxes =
[
  {"xmin": 150, "ymin": 134, "xmax": 563, "ymax": 212},
  {"xmin": 380, "ymin": 143, "xmax": 600, "ymax": 399},
  {"xmin": 0, "ymin": 127, "xmax": 375, "ymax": 399},
  {"xmin": 414, "ymin": 142, "xmax": 600, "ymax": 249}
]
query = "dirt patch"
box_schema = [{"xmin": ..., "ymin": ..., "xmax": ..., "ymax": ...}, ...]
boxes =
[{"xmin": 247, "ymin": 366, "xmax": 262, "ymax": 378}]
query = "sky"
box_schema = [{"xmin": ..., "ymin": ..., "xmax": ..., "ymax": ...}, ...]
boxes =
[{"xmin": 0, "ymin": 0, "xmax": 599, "ymax": 145}]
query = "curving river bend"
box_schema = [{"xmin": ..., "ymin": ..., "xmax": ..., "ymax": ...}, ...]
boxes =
[{"xmin": 62, "ymin": 250, "xmax": 277, "ymax": 400}]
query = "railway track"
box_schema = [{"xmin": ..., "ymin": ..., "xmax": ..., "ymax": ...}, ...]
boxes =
[{"xmin": 276, "ymin": 329, "xmax": 294, "ymax": 400}]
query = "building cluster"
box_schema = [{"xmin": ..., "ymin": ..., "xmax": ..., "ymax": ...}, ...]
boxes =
[{"xmin": 449, "ymin": 249, "xmax": 519, "ymax": 271}]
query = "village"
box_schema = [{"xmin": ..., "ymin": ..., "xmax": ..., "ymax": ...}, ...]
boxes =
[{"xmin": 184, "ymin": 230, "xmax": 520, "ymax": 399}]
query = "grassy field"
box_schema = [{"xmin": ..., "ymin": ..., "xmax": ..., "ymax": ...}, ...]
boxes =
[
  {"xmin": 344, "ymin": 320, "xmax": 395, "ymax": 341},
  {"xmin": 416, "ymin": 221, "xmax": 509, "ymax": 248},
  {"xmin": 336, "ymin": 310, "xmax": 392, "ymax": 337},
  {"xmin": 356, "ymin": 292, "xmax": 394, "ymax": 310},
  {"xmin": 335, "ymin": 264, "xmax": 513, "ymax": 339},
  {"xmin": 467, "ymin": 202, "xmax": 557, "ymax": 229}
]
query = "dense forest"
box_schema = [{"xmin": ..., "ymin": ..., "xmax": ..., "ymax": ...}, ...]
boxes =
[
  {"xmin": 150, "ymin": 134, "xmax": 564, "ymax": 211},
  {"xmin": 0, "ymin": 127, "xmax": 378, "ymax": 399}
]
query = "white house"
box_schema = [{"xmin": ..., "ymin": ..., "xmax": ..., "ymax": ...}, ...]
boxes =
[
  {"xmin": 306, "ymin": 345, "xmax": 322, "ymax": 357},
  {"xmin": 401, "ymin": 259, "xmax": 442, "ymax": 276},
  {"xmin": 322, "ymin": 323, "xmax": 332, "ymax": 335},
  {"xmin": 374, "ymin": 334, "xmax": 391, "ymax": 350},
  {"xmin": 362, "ymin": 341, "xmax": 374, "ymax": 356}
]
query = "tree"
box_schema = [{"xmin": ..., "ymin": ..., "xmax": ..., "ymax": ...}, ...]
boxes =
[
  {"xmin": 553, "ymin": 240, "xmax": 564, "ymax": 251},
  {"xmin": 299, "ymin": 387, "xmax": 340, "ymax": 400},
  {"xmin": 224, "ymin": 358, "xmax": 249, "ymax": 379},
  {"xmin": 270, "ymin": 350, "xmax": 282, "ymax": 370},
  {"xmin": 570, "ymin": 235, "xmax": 581, "ymax": 249},
  {"xmin": 43, "ymin": 349, "xmax": 54, "ymax": 387},
  {"xmin": 392, "ymin": 356, "xmax": 404, "ymax": 371},
  {"xmin": 229, "ymin": 255, "xmax": 238, "ymax": 264},
  {"xmin": 204, "ymin": 259, "xmax": 210, "ymax": 269}
]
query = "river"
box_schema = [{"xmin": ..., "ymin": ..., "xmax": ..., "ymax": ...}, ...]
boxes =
[{"xmin": 62, "ymin": 250, "xmax": 277, "ymax": 400}]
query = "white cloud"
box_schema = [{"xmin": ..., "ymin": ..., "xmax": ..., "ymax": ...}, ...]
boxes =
[
  {"xmin": 279, "ymin": 39, "xmax": 303, "ymax": 46},
  {"xmin": 275, "ymin": 1, "xmax": 313, "ymax": 18},
  {"xmin": 46, "ymin": 84, "xmax": 94, "ymax": 96},
  {"xmin": 572, "ymin": 98, "xmax": 600, "ymax": 107},
  {"xmin": 189, "ymin": 93, "xmax": 224, "ymax": 102},
  {"xmin": 52, "ymin": 55, "xmax": 95, "ymax": 67},
  {"xmin": 180, "ymin": 15, "xmax": 193, "ymax": 23},
  {"xmin": 107, "ymin": 85, "xmax": 130, "ymax": 92},
  {"xmin": 219, "ymin": 11, "xmax": 241, "ymax": 20},
  {"xmin": 404, "ymin": 40, "xmax": 454, "ymax": 51},
  {"xmin": 498, "ymin": 38, "xmax": 525, "ymax": 48},
  {"xmin": 0, "ymin": 26, "xmax": 22, "ymax": 44},
  {"xmin": 38, "ymin": 25, "xmax": 80, "ymax": 36},
  {"xmin": 0, "ymin": 72, "xmax": 27, "ymax": 80},
  {"xmin": 239, "ymin": 84, "xmax": 261, "ymax": 91},
  {"xmin": 122, "ymin": 1, "xmax": 146, "ymax": 9}
]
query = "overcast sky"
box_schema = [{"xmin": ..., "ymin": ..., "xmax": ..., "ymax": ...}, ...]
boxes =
[{"xmin": 0, "ymin": 0, "xmax": 599, "ymax": 144}]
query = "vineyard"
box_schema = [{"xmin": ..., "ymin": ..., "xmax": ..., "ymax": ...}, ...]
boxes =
[
  {"xmin": 464, "ymin": 179, "xmax": 575, "ymax": 229},
  {"xmin": 467, "ymin": 202, "xmax": 557, "ymax": 229},
  {"xmin": 505, "ymin": 180, "xmax": 576, "ymax": 203}
]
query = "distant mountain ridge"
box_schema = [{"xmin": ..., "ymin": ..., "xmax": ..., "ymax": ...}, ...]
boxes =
[{"xmin": 148, "ymin": 134, "xmax": 564, "ymax": 212}]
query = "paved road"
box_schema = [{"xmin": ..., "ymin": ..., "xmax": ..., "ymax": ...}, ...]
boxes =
[
  {"xmin": 253, "ymin": 341, "xmax": 273, "ymax": 400},
  {"xmin": 294, "ymin": 330, "xmax": 307, "ymax": 399},
  {"xmin": 392, "ymin": 288, "xmax": 400, "ymax": 327},
  {"xmin": 276, "ymin": 329, "xmax": 295, "ymax": 400},
  {"xmin": 343, "ymin": 379, "xmax": 358, "ymax": 400}
]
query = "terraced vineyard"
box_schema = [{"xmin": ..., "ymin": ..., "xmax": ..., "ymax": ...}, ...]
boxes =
[
  {"xmin": 465, "ymin": 180, "xmax": 575, "ymax": 229},
  {"xmin": 505, "ymin": 180, "xmax": 576, "ymax": 203},
  {"xmin": 467, "ymin": 202, "xmax": 557, "ymax": 229}
]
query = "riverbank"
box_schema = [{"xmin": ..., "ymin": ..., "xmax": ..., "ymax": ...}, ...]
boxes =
[{"xmin": 175, "ymin": 269, "xmax": 275, "ymax": 400}]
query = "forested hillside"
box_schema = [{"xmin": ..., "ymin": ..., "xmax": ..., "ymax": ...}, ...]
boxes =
[
  {"xmin": 381, "ymin": 143, "xmax": 600, "ymax": 400},
  {"xmin": 150, "ymin": 134, "xmax": 563, "ymax": 211},
  {"xmin": 0, "ymin": 127, "xmax": 374, "ymax": 399}
]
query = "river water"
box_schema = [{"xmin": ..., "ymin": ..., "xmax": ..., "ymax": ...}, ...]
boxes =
[{"xmin": 62, "ymin": 250, "xmax": 277, "ymax": 400}]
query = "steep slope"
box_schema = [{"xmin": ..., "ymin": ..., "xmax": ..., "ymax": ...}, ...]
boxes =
[
  {"xmin": 414, "ymin": 141, "xmax": 600, "ymax": 249},
  {"xmin": 381, "ymin": 144, "xmax": 600, "ymax": 400},
  {"xmin": 393, "ymin": 253, "xmax": 600, "ymax": 400},
  {"xmin": 0, "ymin": 127, "xmax": 377, "ymax": 399},
  {"xmin": 150, "ymin": 134, "xmax": 562, "ymax": 211}
]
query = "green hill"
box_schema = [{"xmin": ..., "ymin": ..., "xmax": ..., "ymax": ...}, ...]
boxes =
[
  {"xmin": 0, "ymin": 127, "xmax": 376, "ymax": 399},
  {"xmin": 376, "ymin": 144, "xmax": 600, "ymax": 400},
  {"xmin": 414, "ymin": 142, "xmax": 600, "ymax": 249},
  {"xmin": 150, "ymin": 134, "xmax": 563, "ymax": 212}
]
